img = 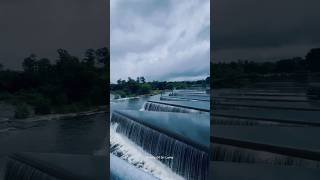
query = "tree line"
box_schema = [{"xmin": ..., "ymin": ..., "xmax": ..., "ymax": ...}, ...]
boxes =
[
  {"xmin": 0, "ymin": 48, "xmax": 109, "ymax": 118},
  {"xmin": 111, "ymin": 77, "xmax": 210, "ymax": 98},
  {"xmin": 212, "ymin": 48, "xmax": 320, "ymax": 88}
]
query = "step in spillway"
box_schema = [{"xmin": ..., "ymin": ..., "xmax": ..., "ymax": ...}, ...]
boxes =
[
  {"xmin": 110, "ymin": 110, "xmax": 210, "ymax": 180},
  {"xmin": 110, "ymin": 154, "xmax": 157, "ymax": 180},
  {"xmin": 3, "ymin": 153, "xmax": 107, "ymax": 180},
  {"xmin": 144, "ymin": 100, "xmax": 210, "ymax": 113},
  {"xmin": 212, "ymin": 126, "xmax": 320, "ymax": 167},
  {"xmin": 212, "ymin": 86, "xmax": 320, "ymax": 179},
  {"xmin": 161, "ymin": 95, "xmax": 209, "ymax": 102},
  {"xmin": 211, "ymin": 161, "xmax": 320, "ymax": 180}
]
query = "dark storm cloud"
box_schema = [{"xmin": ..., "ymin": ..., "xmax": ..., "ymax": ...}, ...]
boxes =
[
  {"xmin": 212, "ymin": 0, "xmax": 320, "ymax": 62},
  {"xmin": 0, "ymin": 0, "xmax": 108, "ymax": 69}
]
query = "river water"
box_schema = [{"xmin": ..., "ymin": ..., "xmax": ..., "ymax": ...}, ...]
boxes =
[
  {"xmin": 110, "ymin": 92, "xmax": 210, "ymax": 180},
  {"xmin": 212, "ymin": 81, "xmax": 320, "ymax": 174},
  {"xmin": 0, "ymin": 112, "xmax": 108, "ymax": 175},
  {"xmin": 110, "ymin": 94, "xmax": 185, "ymax": 180}
]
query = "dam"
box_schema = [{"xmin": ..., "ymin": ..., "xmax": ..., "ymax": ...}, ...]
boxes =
[
  {"xmin": 144, "ymin": 100, "xmax": 210, "ymax": 113},
  {"xmin": 0, "ymin": 112, "xmax": 108, "ymax": 180},
  {"xmin": 211, "ymin": 81, "xmax": 320, "ymax": 179},
  {"xmin": 3, "ymin": 153, "xmax": 107, "ymax": 180},
  {"xmin": 110, "ymin": 90, "xmax": 210, "ymax": 180}
]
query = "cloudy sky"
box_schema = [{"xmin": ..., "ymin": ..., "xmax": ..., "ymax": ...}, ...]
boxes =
[
  {"xmin": 0, "ymin": 0, "xmax": 108, "ymax": 70},
  {"xmin": 110, "ymin": 0, "xmax": 210, "ymax": 82},
  {"xmin": 213, "ymin": 0, "xmax": 320, "ymax": 62}
]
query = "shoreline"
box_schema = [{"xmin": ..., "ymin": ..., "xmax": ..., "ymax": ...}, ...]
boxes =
[
  {"xmin": 111, "ymin": 90, "xmax": 162, "ymax": 100},
  {"xmin": 11, "ymin": 106, "xmax": 108, "ymax": 122},
  {"xmin": 111, "ymin": 91, "xmax": 161, "ymax": 101}
]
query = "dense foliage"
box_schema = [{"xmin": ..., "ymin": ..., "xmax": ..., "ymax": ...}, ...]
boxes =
[
  {"xmin": 0, "ymin": 48, "xmax": 108, "ymax": 117},
  {"xmin": 111, "ymin": 77, "xmax": 210, "ymax": 98},
  {"xmin": 212, "ymin": 48, "xmax": 320, "ymax": 88}
]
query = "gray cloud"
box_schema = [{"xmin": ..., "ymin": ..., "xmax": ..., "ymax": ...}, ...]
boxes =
[
  {"xmin": 213, "ymin": 0, "xmax": 320, "ymax": 62},
  {"xmin": 110, "ymin": 0, "xmax": 210, "ymax": 82},
  {"xmin": 0, "ymin": 0, "xmax": 108, "ymax": 69}
]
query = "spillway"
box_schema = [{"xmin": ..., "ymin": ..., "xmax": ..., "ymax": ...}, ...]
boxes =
[
  {"xmin": 3, "ymin": 153, "xmax": 107, "ymax": 180},
  {"xmin": 211, "ymin": 161, "xmax": 320, "ymax": 180},
  {"xmin": 144, "ymin": 100, "xmax": 210, "ymax": 113},
  {"xmin": 110, "ymin": 110, "xmax": 210, "ymax": 180},
  {"xmin": 212, "ymin": 125, "xmax": 320, "ymax": 167},
  {"xmin": 160, "ymin": 96, "xmax": 209, "ymax": 102},
  {"xmin": 212, "ymin": 85, "xmax": 320, "ymax": 180},
  {"xmin": 110, "ymin": 154, "xmax": 157, "ymax": 180}
]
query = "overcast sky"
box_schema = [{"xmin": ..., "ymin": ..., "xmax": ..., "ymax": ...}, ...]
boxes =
[
  {"xmin": 213, "ymin": 0, "xmax": 320, "ymax": 62},
  {"xmin": 110, "ymin": 0, "xmax": 210, "ymax": 82},
  {"xmin": 0, "ymin": 0, "xmax": 108, "ymax": 70},
  {"xmin": 3, "ymin": 0, "xmax": 316, "ymax": 76}
]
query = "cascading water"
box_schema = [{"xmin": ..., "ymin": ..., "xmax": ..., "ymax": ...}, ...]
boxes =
[
  {"xmin": 110, "ymin": 123, "xmax": 185, "ymax": 180},
  {"xmin": 110, "ymin": 112, "xmax": 209, "ymax": 180},
  {"xmin": 4, "ymin": 158, "xmax": 58, "ymax": 180},
  {"xmin": 144, "ymin": 102, "xmax": 198, "ymax": 113},
  {"xmin": 110, "ymin": 154, "xmax": 158, "ymax": 180},
  {"xmin": 212, "ymin": 143, "xmax": 320, "ymax": 168}
]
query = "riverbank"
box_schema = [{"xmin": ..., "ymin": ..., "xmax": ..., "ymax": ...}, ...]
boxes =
[
  {"xmin": 0, "ymin": 102, "xmax": 107, "ymax": 123},
  {"xmin": 111, "ymin": 90, "xmax": 161, "ymax": 100},
  {"xmin": 16, "ymin": 106, "xmax": 108, "ymax": 122},
  {"xmin": 0, "ymin": 109, "xmax": 108, "ymax": 180}
]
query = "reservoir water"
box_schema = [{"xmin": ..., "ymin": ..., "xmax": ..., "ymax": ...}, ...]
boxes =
[
  {"xmin": 0, "ymin": 113, "xmax": 108, "ymax": 176},
  {"xmin": 110, "ymin": 91, "xmax": 210, "ymax": 180},
  {"xmin": 212, "ymin": 81, "xmax": 320, "ymax": 179}
]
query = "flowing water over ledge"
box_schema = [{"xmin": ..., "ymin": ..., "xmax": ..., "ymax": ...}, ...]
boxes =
[
  {"xmin": 110, "ymin": 91, "xmax": 210, "ymax": 180},
  {"xmin": 212, "ymin": 81, "xmax": 320, "ymax": 179},
  {"xmin": 110, "ymin": 123, "xmax": 185, "ymax": 180},
  {"xmin": 0, "ymin": 113, "xmax": 108, "ymax": 178}
]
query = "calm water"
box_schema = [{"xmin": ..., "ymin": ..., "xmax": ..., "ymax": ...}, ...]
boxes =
[
  {"xmin": 212, "ymin": 81, "xmax": 320, "ymax": 172},
  {"xmin": 110, "ymin": 94, "xmax": 161, "ymax": 113},
  {"xmin": 0, "ymin": 114, "xmax": 107, "ymax": 158},
  {"xmin": 213, "ymin": 81, "xmax": 320, "ymax": 125},
  {"xmin": 110, "ymin": 92, "xmax": 210, "ymax": 180}
]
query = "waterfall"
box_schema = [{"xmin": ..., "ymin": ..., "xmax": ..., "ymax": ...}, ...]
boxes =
[
  {"xmin": 4, "ymin": 158, "xmax": 58, "ymax": 180},
  {"xmin": 110, "ymin": 154, "xmax": 158, "ymax": 180},
  {"xmin": 212, "ymin": 144, "xmax": 320, "ymax": 168},
  {"xmin": 144, "ymin": 102, "xmax": 198, "ymax": 113},
  {"xmin": 111, "ymin": 112, "xmax": 209, "ymax": 180},
  {"xmin": 110, "ymin": 123, "xmax": 184, "ymax": 180}
]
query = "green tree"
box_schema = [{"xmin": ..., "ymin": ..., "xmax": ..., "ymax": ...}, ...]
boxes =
[
  {"xmin": 84, "ymin": 49, "xmax": 96, "ymax": 67},
  {"xmin": 306, "ymin": 48, "xmax": 320, "ymax": 72},
  {"xmin": 139, "ymin": 83, "xmax": 151, "ymax": 94},
  {"xmin": 96, "ymin": 47, "xmax": 109, "ymax": 66},
  {"xmin": 37, "ymin": 58, "xmax": 51, "ymax": 73},
  {"xmin": 140, "ymin": 76, "xmax": 146, "ymax": 83},
  {"xmin": 14, "ymin": 103, "xmax": 31, "ymax": 119},
  {"xmin": 23, "ymin": 54, "xmax": 37, "ymax": 72}
]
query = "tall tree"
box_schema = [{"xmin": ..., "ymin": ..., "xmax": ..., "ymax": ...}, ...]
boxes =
[
  {"xmin": 140, "ymin": 76, "xmax": 146, "ymax": 83},
  {"xmin": 84, "ymin": 49, "xmax": 96, "ymax": 67},
  {"xmin": 96, "ymin": 47, "xmax": 109, "ymax": 66},
  {"xmin": 38, "ymin": 58, "xmax": 51, "ymax": 73},
  {"xmin": 23, "ymin": 54, "xmax": 37, "ymax": 72},
  {"xmin": 306, "ymin": 48, "xmax": 320, "ymax": 72}
]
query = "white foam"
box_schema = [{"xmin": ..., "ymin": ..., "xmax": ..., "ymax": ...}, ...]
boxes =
[
  {"xmin": 139, "ymin": 103, "xmax": 146, "ymax": 111},
  {"xmin": 110, "ymin": 123, "xmax": 185, "ymax": 180}
]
